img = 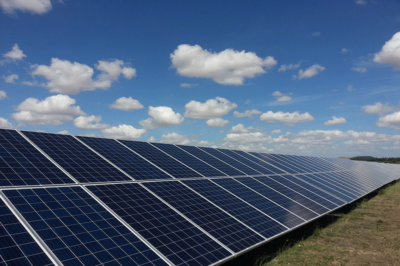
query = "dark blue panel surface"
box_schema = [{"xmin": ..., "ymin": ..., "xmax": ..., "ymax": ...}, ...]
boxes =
[
  {"xmin": 183, "ymin": 179, "xmax": 286, "ymax": 239},
  {"xmin": 212, "ymin": 179, "xmax": 304, "ymax": 229},
  {"xmin": 235, "ymin": 177, "xmax": 319, "ymax": 221},
  {"xmin": 4, "ymin": 187, "xmax": 167, "ymax": 266},
  {"xmin": 77, "ymin": 136, "xmax": 172, "ymax": 180},
  {"xmin": 232, "ymin": 150, "xmax": 285, "ymax": 174},
  {"xmin": 253, "ymin": 176, "xmax": 330, "ymax": 214},
  {"xmin": 299, "ymin": 174, "xmax": 356, "ymax": 202},
  {"xmin": 88, "ymin": 183, "xmax": 230, "ymax": 266},
  {"xmin": 198, "ymin": 147, "xmax": 260, "ymax": 175},
  {"xmin": 274, "ymin": 155, "xmax": 321, "ymax": 173},
  {"xmin": 318, "ymin": 172, "xmax": 369, "ymax": 196},
  {"xmin": 119, "ymin": 141, "xmax": 202, "ymax": 179},
  {"xmin": 0, "ymin": 197, "xmax": 53, "ymax": 266},
  {"xmin": 274, "ymin": 175, "xmax": 345, "ymax": 206},
  {"xmin": 218, "ymin": 149, "xmax": 276, "ymax": 175},
  {"xmin": 151, "ymin": 143, "xmax": 226, "ymax": 177},
  {"xmin": 334, "ymin": 171, "xmax": 378, "ymax": 192},
  {"xmin": 267, "ymin": 155, "xmax": 307, "ymax": 174},
  {"xmin": 144, "ymin": 181, "xmax": 264, "ymax": 253},
  {"xmin": 177, "ymin": 145, "xmax": 245, "ymax": 176},
  {"xmin": 23, "ymin": 131, "xmax": 130, "ymax": 183},
  {"xmin": 0, "ymin": 129, "xmax": 73, "ymax": 186},
  {"xmin": 249, "ymin": 153, "xmax": 295, "ymax": 174},
  {"xmin": 286, "ymin": 155, "xmax": 326, "ymax": 173}
]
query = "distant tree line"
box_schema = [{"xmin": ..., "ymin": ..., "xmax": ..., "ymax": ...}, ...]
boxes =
[{"xmin": 350, "ymin": 157, "xmax": 400, "ymax": 164}]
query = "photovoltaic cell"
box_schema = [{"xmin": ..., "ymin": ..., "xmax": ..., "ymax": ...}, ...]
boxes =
[
  {"xmin": 231, "ymin": 150, "xmax": 285, "ymax": 174},
  {"xmin": 235, "ymin": 177, "xmax": 319, "ymax": 220},
  {"xmin": 88, "ymin": 183, "xmax": 231, "ymax": 266},
  {"xmin": 143, "ymin": 181, "xmax": 264, "ymax": 253},
  {"xmin": 151, "ymin": 143, "xmax": 226, "ymax": 177},
  {"xmin": 266, "ymin": 155, "xmax": 307, "ymax": 174},
  {"xmin": 183, "ymin": 179, "xmax": 287, "ymax": 239},
  {"xmin": 22, "ymin": 131, "xmax": 130, "ymax": 183},
  {"xmin": 177, "ymin": 145, "xmax": 245, "ymax": 176},
  {"xmin": 317, "ymin": 172, "xmax": 368, "ymax": 196},
  {"xmin": 217, "ymin": 149, "xmax": 276, "ymax": 175},
  {"xmin": 119, "ymin": 141, "xmax": 202, "ymax": 179},
  {"xmin": 212, "ymin": 178, "xmax": 304, "ymax": 229},
  {"xmin": 277, "ymin": 155, "xmax": 322, "ymax": 173},
  {"xmin": 0, "ymin": 197, "xmax": 53, "ymax": 266},
  {"xmin": 0, "ymin": 129, "xmax": 73, "ymax": 187},
  {"xmin": 4, "ymin": 187, "xmax": 167, "ymax": 266},
  {"xmin": 198, "ymin": 147, "xmax": 260, "ymax": 175},
  {"xmin": 76, "ymin": 136, "xmax": 172, "ymax": 180},
  {"xmin": 248, "ymin": 153, "xmax": 295, "ymax": 174},
  {"xmin": 252, "ymin": 176, "xmax": 330, "ymax": 214}
]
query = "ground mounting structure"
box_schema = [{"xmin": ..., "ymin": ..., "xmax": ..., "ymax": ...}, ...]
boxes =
[{"xmin": 0, "ymin": 128, "xmax": 399, "ymax": 266}]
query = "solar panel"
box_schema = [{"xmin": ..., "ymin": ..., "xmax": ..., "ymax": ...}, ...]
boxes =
[
  {"xmin": 4, "ymin": 187, "xmax": 167, "ymax": 266},
  {"xmin": 22, "ymin": 131, "xmax": 131, "ymax": 183},
  {"xmin": 76, "ymin": 136, "xmax": 173, "ymax": 180},
  {"xmin": 0, "ymin": 129, "xmax": 73, "ymax": 186},
  {"xmin": 0, "ymin": 129, "xmax": 398, "ymax": 266}
]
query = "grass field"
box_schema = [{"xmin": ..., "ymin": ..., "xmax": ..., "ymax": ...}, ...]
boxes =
[{"xmin": 222, "ymin": 180, "xmax": 400, "ymax": 266}]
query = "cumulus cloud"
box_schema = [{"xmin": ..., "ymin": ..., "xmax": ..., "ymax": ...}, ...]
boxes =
[
  {"xmin": 109, "ymin": 97, "xmax": 144, "ymax": 111},
  {"xmin": 160, "ymin": 132, "xmax": 192, "ymax": 145},
  {"xmin": 373, "ymin": 32, "xmax": 400, "ymax": 70},
  {"xmin": 148, "ymin": 136, "xmax": 157, "ymax": 142},
  {"xmin": 206, "ymin": 118, "xmax": 230, "ymax": 128},
  {"xmin": 3, "ymin": 74, "xmax": 18, "ymax": 83},
  {"xmin": 351, "ymin": 67, "xmax": 367, "ymax": 73},
  {"xmin": 324, "ymin": 116, "xmax": 347, "ymax": 126},
  {"xmin": 362, "ymin": 102, "xmax": 396, "ymax": 115},
  {"xmin": 347, "ymin": 85, "xmax": 356, "ymax": 92},
  {"xmin": 376, "ymin": 111, "xmax": 400, "ymax": 130},
  {"xmin": 223, "ymin": 132, "xmax": 272, "ymax": 143},
  {"xmin": 139, "ymin": 106, "xmax": 184, "ymax": 129},
  {"xmin": 0, "ymin": 90, "xmax": 7, "ymax": 100},
  {"xmin": 341, "ymin": 48, "xmax": 350, "ymax": 54},
  {"xmin": 260, "ymin": 111, "xmax": 315, "ymax": 125},
  {"xmin": 355, "ymin": 0, "xmax": 367, "ymax": 5},
  {"xmin": 231, "ymin": 124, "xmax": 250, "ymax": 133},
  {"xmin": 0, "ymin": 0, "xmax": 52, "ymax": 14},
  {"xmin": 272, "ymin": 91, "xmax": 283, "ymax": 97},
  {"xmin": 57, "ymin": 130, "xmax": 69, "ymax": 134},
  {"xmin": 0, "ymin": 117, "xmax": 13, "ymax": 129},
  {"xmin": 233, "ymin": 109, "xmax": 261, "ymax": 118},
  {"xmin": 184, "ymin": 97, "xmax": 237, "ymax": 119},
  {"xmin": 12, "ymin": 94, "xmax": 85, "ymax": 125},
  {"xmin": 30, "ymin": 58, "xmax": 136, "ymax": 94},
  {"xmin": 102, "ymin": 124, "xmax": 146, "ymax": 139},
  {"xmin": 271, "ymin": 129, "xmax": 282, "ymax": 134},
  {"xmin": 294, "ymin": 64, "xmax": 325, "ymax": 79},
  {"xmin": 3, "ymin": 44, "xmax": 26, "ymax": 60},
  {"xmin": 278, "ymin": 63, "xmax": 300, "ymax": 72},
  {"xmin": 74, "ymin": 115, "xmax": 109, "ymax": 130},
  {"xmin": 180, "ymin": 83, "xmax": 198, "ymax": 88},
  {"xmin": 170, "ymin": 44, "xmax": 277, "ymax": 85},
  {"xmin": 277, "ymin": 96, "xmax": 292, "ymax": 102}
]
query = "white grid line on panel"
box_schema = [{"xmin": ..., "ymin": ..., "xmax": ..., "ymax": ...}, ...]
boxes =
[
  {"xmin": 0, "ymin": 191, "xmax": 63, "ymax": 266},
  {"xmin": 80, "ymin": 186, "xmax": 174, "ymax": 266},
  {"xmin": 211, "ymin": 149, "xmax": 264, "ymax": 175},
  {"xmin": 245, "ymin": 152, "xmax": 290, "ymax": 175}
]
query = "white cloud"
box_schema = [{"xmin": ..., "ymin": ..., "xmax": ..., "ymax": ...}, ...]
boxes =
[
  {"xmin": 260, "ymin": 111, "xmax": 315, "ymax": 125},
  {"xmin": 0, "ymin": 0, "xmax": 52, "ymax": 14},
  {"xmin": 3, "ymin": 74, "xmax": 18, "ymax": 83},
  {"xmin": 184, "ymin": 97, "xmax": 237, "ymax": 119},
  {"xmin": 278, "ymin": 63, "xmax": 300, "ymax": 72},
  {"xmin": 231, "ymin": 124, "xmax": 250, "ymax": 133},
  {"xmin": 3, "ymin": 44, "xmax": 26, "ymax": 60},
  {"xmin": 271, "ymin": 129, "xmax": 282, "ymax": 134},
  {"xmin": 57, "ymin": 130, "xmax": 69, "ymax": 134},
  {"xmin": 12, "ymin": 94, "xmax": 85, "ymax": 125},
  {"xmin": 0, "ymin": 90, "xmax": 7, "ymax": 100},
  {"xmin": 355, "ymin": 0, "xmax": 367, "ymax": 5},
  {"xmin": 373, "ymin": 32, "xmax": 400, "ymax": 70},
  {"xmin": 294, "ymin": 64, "xmax": 325, "ymax": 79},
  {"xmin": 376, "ymin": 111, "xmax": 400, "ymax": 130},
  {"xmin": 148, "ymin": 136, "xmax": 157, "ymax": 142},
  {"xmin": 197, "ymin": 140, "xmax": 214, "ymax": 146},
  {"xmin": 170, "ymin": 44, "xmax": 277, "ymax": 85},
  {"xmin": 0, "ymin": 117, "xmax": 13, "ymax": 129},
  {"xmin": 180, "ymin": 83, "xmax": 198, "ymax": 88},
  {"xmin": 347, "ymin": 85, "xmax": 356, "ymax": 92},
  {"xmin": 312, "ymin": 32, "xmax": 321, "ymax": 37},
  {"xmin": 362, "ymin": 102, "xmax": 395, "ymax": 115},
  {"xmin": 160, "ymin": 132, "xmax": 192, "ymax": 145},
  {"xmin": 351, "ymin": 67, "xmax": 367, "ymax": 73},
  {"xmin": 206, "ymin": 118, "xmax": 230, "ymax": 128},
  {"xmin": 277, "ymin": 96, "xmax": 292, "ymax": 102},
  {"xmin": 223, "ymin": 132, "xmax": 272, "ymax": 143},
  {"xmin": 74, "ymin": 115, "xmax": 109, "ymax": 130},
  {"xmin": 244, "ymin": 99, "xmax": 251, "ymax": 104},
  {"xmin": 341, "ymin": 48, "xmax": 350, "ymax": 54},
  {"xmin": 272, "ymin": 91, "xmax": 283, "ymax": 97},
  {"xmin": 233, "ymin": 109, "xmax": 261, "ymax": 118},
  {"xmin": 324, "ymin": 116, "xmax": 347, "ymax": 126},
  {"xmin": 109, "ymin": 97, "xmax": 144, "ymax": 111},
  {"xmin": 140, "ymin": 106, "xmax": 184, "ymax": 129},
  {"xmin": 102, "ymin": 124, "xmax": 146, "ymax": 139},
  {"xmin": 30, "ymin": 58, "xmax": 136, "ymax": 94}
]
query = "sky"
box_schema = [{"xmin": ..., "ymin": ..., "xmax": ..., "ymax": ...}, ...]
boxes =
[{"xmin": 1, "ymin": 0, "xmax": 400, "ymax": 158}]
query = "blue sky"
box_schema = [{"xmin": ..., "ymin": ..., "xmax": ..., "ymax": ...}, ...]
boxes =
[{"xmin": 1, "ymin": 0, "xmax": 400, "ymax": 157}]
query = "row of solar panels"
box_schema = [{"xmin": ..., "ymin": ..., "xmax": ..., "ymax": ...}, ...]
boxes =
[{"xmin": 0, "ymin": 129, "xmax": 399, "ymax": 266}]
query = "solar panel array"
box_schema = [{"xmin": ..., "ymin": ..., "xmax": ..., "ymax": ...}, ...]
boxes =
[{"xmin": 0, "ymin": 128, "xmax": 399, "ymax": 266}]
